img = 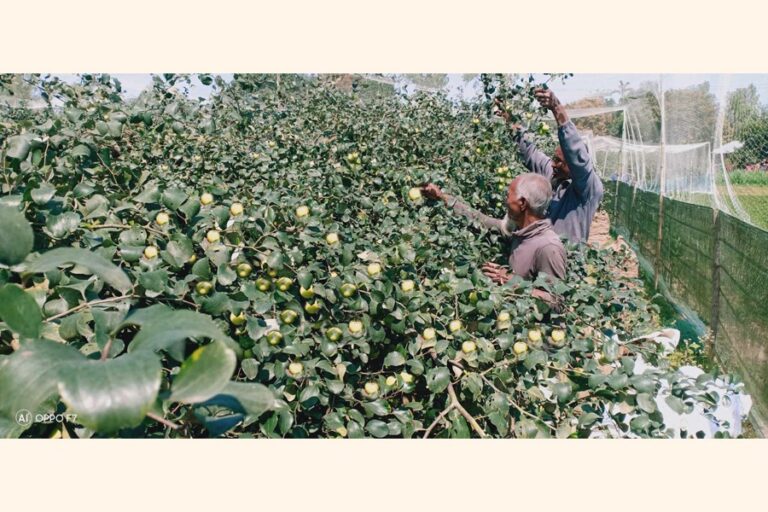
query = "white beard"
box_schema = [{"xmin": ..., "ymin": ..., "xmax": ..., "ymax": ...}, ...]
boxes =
[{"xmin": 501, "ymin": 213, "xmax": 517, "ymax": 236}]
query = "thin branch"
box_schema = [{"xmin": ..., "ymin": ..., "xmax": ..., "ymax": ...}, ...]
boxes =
[
  {"xmin": 46, "ymin": 294, "xmax": 134, "ymax": 321},
  {"xmin": 146, "ymin": 412, "xmax": 181, "ymax": 430},
  {"xmin": 422, "ymin": 403, "xmax": 455, "ymax": 439},
  {"xmin": 447, "ymin": 382, "xmax": 487, "ymax": 438}
]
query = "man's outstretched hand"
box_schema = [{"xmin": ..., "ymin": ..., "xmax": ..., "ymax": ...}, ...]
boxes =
[
  {"xmin": 421, "ymin": 183, "xmax": 445, "ymax": 201},
  {"xmin": 482, "ymin": 261, "xmax": 511, "ymax": 285}
]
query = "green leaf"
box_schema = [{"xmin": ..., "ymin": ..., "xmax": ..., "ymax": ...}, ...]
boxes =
[
  {"xmin": 25, "ymin": 248, "xmax": 132, "ymax": 293},
  {"xmin": 0, "ymin": 285, "xmax": 42, "ymax": 339},
  {"xmin": 170, "ymin": 341, "xmax": 237, "ymax": 404},
  {"xmin": 126, "ymin": 308, "xmax": 240, "ymax": 359},
  {"xmin": 366, "ymin": 419, "xmax": 389, "ymax": 438},
  {"xmin": 162, "ymin": 188, "xmax": 188, "ymax": 211},
  {"xmin": 217, "ymin": 263, "xmax": 237, "ymax": 286},
  {"xmin": 383, "ymin": 351, "xmax": 406, "ymax": 367},
  {"xmin": 6, "ymin": 135, "xmax": 33, "ymax": 161},
  {"xmin": 31, "ymin": 183, "xmax": 56, "ymax": 205},
  {"xmin": 0, "ymin": 340, "xmax": 83, "ymax": 437},
  {"xmin": 637, "ymin": 393, "xmax": 657, "ymax": 414},
  {"xmin": 578, "ymin": 412, "xmax": 600, "ymax": 428},
  {"xmin": 199, "ymin": 381, "xmax": 275, "ymax": 417},
  {"xmin": 138, "ymin": 270, "xmax": 168, "ymax": 294},
  {"xmin": 0, "ymin": 206, "xmax": 34, "ymax": 266},
  {"xmin": 163, "ymin": 235, "xmax": 194, "ymax": 268},
  {"xmin": 665, "ymin": 395, "xmax": 686, "ymax": 415},
  {"xmin": 362, "ymin": 399, "xmax": 390, "ymax": 417},
  {"xmin": 425, "ymin": 367, "xmax": 451, "ymax": 393},
  {"xmin": 58, "ymin": 351, "xmax": 162, "ymax": 432},
  {"xmin": 45, "ymin": 212, "xmax": 81, "ymax": 239}
]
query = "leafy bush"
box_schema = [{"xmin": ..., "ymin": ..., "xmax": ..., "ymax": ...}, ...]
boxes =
[{"xmin": 0, "ymin": 74, "xmax": 737, "ymax": 438}]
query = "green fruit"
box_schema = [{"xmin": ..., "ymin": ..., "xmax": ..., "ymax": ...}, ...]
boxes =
[
  {"xmin": 280, "ymin": 310, "xmax": 298, "ymax": 324},
  {"xmin": 304, "ymin": 301, "xmax": 321, "ymax": 314},
  {"xmin": 266, "ymin": 331, "xmax": 283, "ymax": 346},
  {"xmin": 513, "ymin": 342, "xmax": 528, "ymax": 355},
  {"xmin": 288, "ymin": 361, "xmax": 303, "ymax": 376},
  {"xmin": 364, "ymin": 382, "xmax": 379, "ymax": 396},
  {"xmin": 300, "ymin": 285, "xmax": 315, "ymax": 299},
  {"xmin": 400, "ymin": 280, "xmax": 415, "ymax": 293},
  {"xmin": 348, "ymin": 320, "xmax": 364, "ymax": 335},
  {"xmin": 461, "ymin": 341, "xmax": 476, "ymax": 353},
  {"xmin": 237, "ymin": 263, "xmax": 252, "ymax": 278},
  {"xmin": 276, "ymin": 277, "xmax": 293, "ymax": 291},
  {"xmin": 340, "ymin": 283, "xmax": 357, "ymax": 298},
  {"xmin": 449, "ymin": 319, "xmax": 463, "ymax": 333},
  {"xmin": 256, "ymin": 278, "xmax": 271, "ymax": 292},
  {"xmin": 326, "ymin": 327, "xmax": 343, "ymax": 342},
  {"xmin": 229, "ymin": 311, "xmax": 246, "ymax": 326},
  {"xmin": 386, "ymin": 376, "xmax": 398, "ymax": 387},
  {"xmin": 366, "ymin": 262, "xmax": 382, "ymax": 277},
  {"xmin": 296, "ymin": 205, "xmax": 310, "ymax": 218},
  {"xmin": 408, "ymin": 187, "xmax": 422, "ymax": 201},
  {"xmin": 195, "ymin": 281, "xmax": 213, "ymax": 295},
  {"xmin": 400, "ymin": 372, "xmax": 414, "ymax": 384},
  {"xmin": 422, "ymin": 328, "xmax": 436, "ymax": 341}
]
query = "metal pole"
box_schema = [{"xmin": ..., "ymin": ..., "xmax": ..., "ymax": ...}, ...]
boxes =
[{"xmin": 655, "ymin": 76, "xmax": 667, "ymax": 289}]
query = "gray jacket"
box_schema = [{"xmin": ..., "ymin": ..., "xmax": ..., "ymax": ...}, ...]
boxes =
[
  {"xmin": 443, "ymin": 195, "xmax": 566, "ymax": 281},
  {"xmin": 518, "ymin": 120, "xmax": 603, "ymax": 243}
]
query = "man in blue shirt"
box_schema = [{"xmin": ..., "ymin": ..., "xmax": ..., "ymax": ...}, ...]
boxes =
[{"xmin": 498, "ymin": 88, "xmax": 604, "ymax": 244}]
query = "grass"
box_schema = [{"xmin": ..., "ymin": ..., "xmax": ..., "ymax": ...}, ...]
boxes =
[
  {"xmin": 722, "ymin": 170, "xmax": 768, "ymax": 186},
  {"xmin": 687, "ymin": 184, "xmax": 768, "ymax": 231}
]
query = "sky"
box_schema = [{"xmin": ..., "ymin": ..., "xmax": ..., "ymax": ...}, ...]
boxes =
[{"xmin": 51, "ymin": 73, "xmax": 768, "ymax": 106}]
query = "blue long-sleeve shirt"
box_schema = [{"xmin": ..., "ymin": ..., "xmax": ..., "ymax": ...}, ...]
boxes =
[{"xmin": 518, "ymin": 120, "xmax": 603, "ymax": 243}]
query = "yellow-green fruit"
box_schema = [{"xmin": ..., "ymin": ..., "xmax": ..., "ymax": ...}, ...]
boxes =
[
  {"xmin": 340, "ymin": 283, "xmax": 357, "ymax": 298},
  {"xmin": 551, "ymin": 329, "xmax": 566, "ymax": 343},
  {"xmin": 268, "ymin": 268, "xmax": 278, "ymax": 278},
  {"xmin": 266, "ymin": 331, "xmax": 283, "ymax": 346},
  {"xmin": 461, "ymin": 340, "xmax": 477, "ymax": 354},
  {"xmin": 472, "ymin": 117, "xmax": 480, "ymax": 124},
  {"xmin": 230, "ymin": 202, "xmax": 244, "ymax": 216},
  {"xmin": 348, "ymin": 320, "xmax": 364, "ymax": 335},
  {"xmin": 468, "ymin": 291, "xmax": 479, "ymax": 304},
  {"xmin": 422, "ymin": 328, "xmax": 436, "ymax": 341},
  {"xmin": 155, "ymin": 212, "xmax": 170, "ymax": 226},
  {"xmin": 400, "ymin": 280, "xmax": 415, "ymax": 293},
  {"xmin": 408, "ymin": 187, "xmax": 422, "ymax": 201},
  {"xmin": 276, "ymin": 277, "xmax": 293, "ymax": 292},
  {"xmin": 449, "ymin": 319, "xmax": 463, "ymax": 333},
  {"xmin": 206, "ymin": 230, "xmax": 220, "ymax": 243},
  {"xmin": 195, "ymin": 281, "xmax": 213, "ymax": 295},
  {"xmin": 188, "ymin": 254, "xmax": 197, "ymax": 264},
  {"xmin": 299, "ymin": 285, "xmax": 315, "ymax": 299},
  {"xmin": 200, "ymin": 192, "xmax": 214, "ymax": 205},
  {"xmin": 304, "ymin": 301, "xmax": 321, "ymax": 314},
  {"xmin": 325, "ymin": 232, "xmax": 339, "ymax": 245},
  {"xmin": 288, "ymin": 361, "xmax": 303, "ymax": 376},
  {"xmin": 143, "ymin": 246, "xmax": 158, "ymax": 259},
  {"xmin": 386, "ymin": 376, "xmax": 398, "ymax": 387},
  {"xmin": 256, "ymin": 278, "xmax": 271, "ymax": 292},
  {"xmin": 280, "ymin": 309, "xmax": 298, "ymax": 324},
  {"xmin": 237, "ymin": 263, "xmax": 252, "ymax": 278},
  {"xmin": 296, "ymin": 205, "xmax": 310, "ymax": 218},
  {"xmin": 364, "ymin": 382, "xmax": 379, "ymax": 396},
  {"xmin": 528, "ymin": 329, "xmax": 542, "ymax": 343},
  {"xmin": 513, "ymin": 341, "xmax": 529, "ymax": 355},
  {"xmin": 326, "ymin": 327, "xmax": 343, "ymax": 342},
  {"xmin": 366, "ymin": 262, "xmax": 382, "ymax": 277},
  {"xmin": 229, "ymin": 311, "xmax": 246, "ymax": 326},
  {"xmin": 400, "ymin": 372, "xmax": 414, "ymax": 384},
  {"xmin": 336, "ymin": 426, "xmax": 347, "ymax": 437}
]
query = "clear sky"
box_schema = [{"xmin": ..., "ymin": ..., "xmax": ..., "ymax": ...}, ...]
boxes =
[{"xmin": 53, "ymin": 73, "xmax": 768, "ymax": 106}]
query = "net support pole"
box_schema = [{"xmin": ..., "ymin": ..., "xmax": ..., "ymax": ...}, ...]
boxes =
[
  {"xmin": 654, "ymin": 77, "xmax": 667, "ymax": 289},
  {"xmin": 710, "ymin": 209, "xmax": 722, "ymax": 357},
  {"xmin": 614, "ymin": 109, "xmax": 626, "ymax": 219}
]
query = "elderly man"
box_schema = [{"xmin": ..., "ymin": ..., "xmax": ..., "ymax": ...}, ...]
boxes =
[
  {"xmin": 497, "ymin": 88, "xmax": 603, "ymax": 243},
  {"xmin": 422, "ymin": 173, "xmax": 566, "ymax": 293}
]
